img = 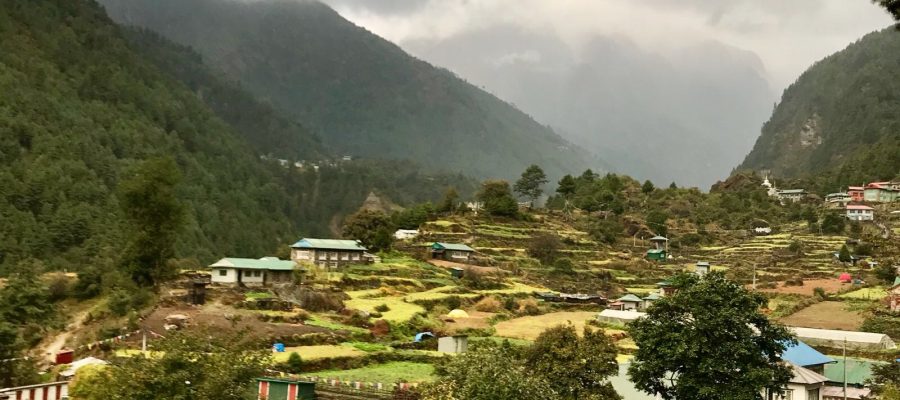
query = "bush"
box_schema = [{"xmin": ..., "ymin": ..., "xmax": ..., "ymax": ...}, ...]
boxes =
[
  {"xmin": 552, "ymin": 258, "xmax": 575, "ymax": 275},
  {"xmin": 784, "ymin": 277, "xmax": 804, "ymax": 287},
  {"xmin": 285, "ymin": 352, "xmax": 303, "ymax": 373},
  {"xmin": 474, "ymin": 296, "xmax": 502, "ymax": 312},
  {"xmin": 73, "ymin": 267, "xmax": 103, "ymax": 299},
  {"xmin": 374, "ymin": 304, "xmax": 391, "ymax": 313},
  {"xmin": 527, "ymin": 233, "xmax": 562, "ymax": 265},
  {"xmin": 47, "ymin": 273, "xmax": 71, "ymax": 301},
  {"xmin": 757, "ymin": 281, "xmax": 777, "ymax": 289},
  {"xmin": 812, "ymin": 287, "xmax": 826, "ymax": 300},
  {"xmin": 517, "ymin": 298, "xmax": 541, "ymax": 315}
]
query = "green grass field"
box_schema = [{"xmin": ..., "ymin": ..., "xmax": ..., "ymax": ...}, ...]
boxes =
[
  {"xmin": 308, "ymin": 362, "xmax": 435, "ymax": 383},
  {"xmin": 838, "ymin": 287, "xmax": 888, "ymax": 300},
  {"xmin": 344, "ymin": 297, "xmax": 425, "ymax": 322},
  {"xmin": 305, "ymin": 315, "xmax": 369, "ymax": 333},
  {"xmin": 275, "ymin": 345, "xmax": 364, "ymax": 362},
  {"xmin": 494, "ymin": 311, "xmax": 599, "ymax": 341}
]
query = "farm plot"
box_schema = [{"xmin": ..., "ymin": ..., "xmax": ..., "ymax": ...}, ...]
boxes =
[
  {"xmin": 778, "ymin": 301, "xmax": 864, "ymax": 331},
  {"xmin": 494, "ymin": 311, "xmax": 601, "ymax": 341},
  {"xmin": 756, "ymin": 279, "xmax": 850, "ymax": 296},
  {"xmin": 838, "ymin": 288, "xmax": 888, "ymax": 300},
  {"xmin": 276, "ymin": 345, "xmax": 365, "ymax": 362},
  {"xmin": 308, "ymin": 361, "xmax": 435, "ymax": 383}
]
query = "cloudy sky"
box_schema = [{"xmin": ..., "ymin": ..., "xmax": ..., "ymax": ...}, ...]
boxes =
[{"xmin": 322, "ymin": 0, "xmax": 892, "ymax": 91}]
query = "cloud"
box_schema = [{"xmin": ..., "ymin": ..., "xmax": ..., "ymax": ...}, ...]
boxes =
[{"xmin": 321, "ymin": 0, "xmax": 892, "ymax": 89}]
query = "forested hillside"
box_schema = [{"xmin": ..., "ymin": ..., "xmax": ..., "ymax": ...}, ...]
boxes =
[
  {"xmin": 738, "ymin": 27, "xmax": 900, "ymax": 190},
  {"xmin": 99, "ymin": 0, "xmax": 599, "ymax": 180},
  {"xmin": 0, "ymin": 0, "xmax": 474, "ymax": 272}
]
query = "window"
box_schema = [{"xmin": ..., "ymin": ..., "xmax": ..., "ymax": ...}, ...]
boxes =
[
  {"xmin": 317, "ymin": 252, "xmax": 326, "ymax": 260},
  {"xmin": 330, "ymin": 252, "xmax": 338, "ymax": 260},
  {"xmin": 807, "ymin": 388, "xmax": 819, "ymax": 400},
  {"xmin": 218, "ymin": 269, "xmax": 227, "ymax": 276},
  {"xmin": 341, "ymin": 252, "xmax": 349, "ymax": 260},
  {"xmin": 294, "ymin": 250, "xmax": 310, "ymax": 260},
  {"xmin": 351, "ymin": 253, "xmax": 360, "ymax": 260}
]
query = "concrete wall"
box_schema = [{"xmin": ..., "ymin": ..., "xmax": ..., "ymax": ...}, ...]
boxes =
[{"xmin": 212, "ymin": 267, "xmax": 238, "ymax": 284}]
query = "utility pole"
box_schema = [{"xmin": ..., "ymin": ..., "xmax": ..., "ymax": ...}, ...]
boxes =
[
  {"xmin": 843, "ymin": 337, "xmax": 847, "ymax": 400},
  {"xmin": 752, "ymin": 264, "xmax": 757, "ymax": 290}
]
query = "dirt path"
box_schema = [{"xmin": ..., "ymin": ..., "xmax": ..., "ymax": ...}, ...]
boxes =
[{"xmin": 39, "ymin": 306, "xmax": 94, "ymax": 363}]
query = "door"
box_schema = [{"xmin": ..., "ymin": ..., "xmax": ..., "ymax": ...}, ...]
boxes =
[{"xmin": 267, "ymin": 382, "xmax": 288, "ymax": 400}]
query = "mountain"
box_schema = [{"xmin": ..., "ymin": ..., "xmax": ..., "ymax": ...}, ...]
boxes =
[
  {"xmin": 99, "ymin": 0, "xmax": 600, "ymax": 180},
  {"xmin": 738, "ymin": 27, "xmax": 900, "ymax": 188},
  {"xmin": 402, "ymin": 26, "xmax": 775, "ymax": 188},
  {"xmin": 0, "ymin": 0, "xmax": 474, "ymax": 271}
]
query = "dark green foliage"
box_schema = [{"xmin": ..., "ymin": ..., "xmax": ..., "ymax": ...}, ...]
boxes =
[
  {"xmin": 838, "ymin": 244, "xmax": 852, "ymax": 262},
  {"xmin": 342, "ymin": 210, "xmax": 393, "ymax": 252},
  {"xmin": 628, "ymin": 272, "xmax": 794, "ymax": 400},
  {"xmin": 552, "ymin": 258, "xmax": 575, "ymax": 275},
  {"xmin": 527, "ymin": 233, "xmax": 562, "ymax": 265},
  {"xmin": 526, "ymin": 325, "xmax": 621, "ymax": 400},
  {"xmin": 73, "ymin": 267, "xmax": 103, "ymax": 299},
  {"xmin": 513, "ymin": 165, "xmax": 548, "ymax": 205},
  {"xmin": 646, "ymin": 209, "xmax": 669, "ymax": 237},
  {"xmin": 0, "ymin": 259, "xmax": 53, "ymax": 387},
  {"xmin": 70, "ymin": 329, "xmax": 270, "ymax": 400},
  {"xmin": 392, "ymin": 203, "xmax": 435, "ymax": 230},
  {"xmin": 556, "ymin": 175, "xmax": 577, "ymax": 198},
  {"xmin": 641, "ymin": 180, "xmax": 655, "ymax": 194},
  {"xmin": 588, "ymin": 219, "xmax": 624, "ymax": 245},
  {"xmin": 820, "ymin": 213, "xmax": 846, "ymax": 234},
  {"xmin": 867, "ymin": 359, "xmax": 900, "ymax": 396},
  {"xmin": 0, "ymin": 0, "xmax": 477, "ymax": 273},
  {"xmin": 873, "ymin": 261, "xmax": 898, "ymax": 284},
  {"xmin": 286, "ymin": 352, "xmax": 304, "ymax": 374},
  {"xmin": 861, "ymin": 311, "xmax": 900, "ymax": 339},
  {"xmin": 0, "ymin": 321, "xmax": 39, "ymax": 387},
  {"xmin": 668, "ymin": 182, "xmax": 677, "ymax": 189},
  {"xmin": 478, "ymin": 180, "xmax": 519, "ymax": 217},
  {"xmin": 875, "ymin": 0, "xmax": 900, "ymax": 20},
  {"xmin": 119, "ymin": 157, "xmax": 184, "ymax": 286},
  {"xmin": 438, "ymin": 187, "xmax": 460, "ymax": 214},
  {"xmin": 739, "ymin": 28, "xmax": 900, "ymax": 188},
  {"xmin": 101, "ymin": 0, "xmax": 595, "ymax": 180}
]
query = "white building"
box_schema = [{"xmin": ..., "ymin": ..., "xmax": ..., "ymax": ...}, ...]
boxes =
[
  {"xmin": 290, "ymin": 238, "xmax": 369, "ymax": 268},
  {"xmin": 845, "ymin": 205, "xmax": 874, "ymax": 221},
  {"xmin": 209, "ymin": 257, "xmax": 299, "ymax": 286},
  {"xmin": 763, "ymin": 362, "xmax": 827, "ymax": 400},
  {"xmin": 695, "ymin": 261, "xmax": 710, "ymax": 276},
  {"xmin": 597, "ymin": 309, "xmax": 646, "ymax": 325}
]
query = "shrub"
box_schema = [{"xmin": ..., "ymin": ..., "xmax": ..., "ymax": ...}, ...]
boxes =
[
  {"xmin": 552, "ymin": 258, "xmax": 575, "ymax": 275},
  {"xmin": 757, "ymin": 282, "xmax": 777, "ymax": 289},
  {"xmin": 812, "ymin": 287, "xmax": 826, "ymax": 300},
  {"xmin": 527, "ymin": 233, "xmax": 562, "ymax": 265},
  {"xmin": 107, "ymin": 289, "xmax": 133, "ymax": 317},
  {"xmin": 285, "ymin": 352, "xmax": 303, "ymax": 373},
  {"xmin": 73, "ymin": 267, "xmax": 103, "ymax": 299},
  {"xmin": 517, "ymin": 298, "xmax": 541, "ymax": 315},
  {"xmin": 784, "ymin": 277, "xmax": 804, "ymax": 287},
  {"xmin": 474, "ymin": 296, "xmax": 502, "ymax": 312},
  {"xmin": 47, "ymin": 273, "xmax": 71, "ymax": 301},
  {"xmin": 374, "ymin": 304, "xmax": 391, "ymax": 313}
]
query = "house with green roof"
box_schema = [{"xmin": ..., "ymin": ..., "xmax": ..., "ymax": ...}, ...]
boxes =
[
  {"xmin": 431, "ymin": 242, "xmax": 476, "ymax": 263},
  {"xmin": 890, "ymin": 276, "xmax": 900, "ymax": 312},
  {"xmin": 290, "ymin": 238, "xmax": 369, "ymax": 268},
  {"xmin": 210, "ymin": 257, "xmax": 300, "ymax": 286}
]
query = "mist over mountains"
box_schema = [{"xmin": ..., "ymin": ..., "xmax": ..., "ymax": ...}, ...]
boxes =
[{"xmin": 402, "ymin": 26, "xmax": 776, "ymax": 187}]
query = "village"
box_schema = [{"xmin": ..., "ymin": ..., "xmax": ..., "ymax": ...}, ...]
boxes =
[{"xmin": 4, "ymin": 172, "xmax": 899, "ymax": 400}]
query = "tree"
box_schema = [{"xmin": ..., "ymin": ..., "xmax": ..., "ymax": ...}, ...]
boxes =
[
  {"xmin": 641, "ymin": 180, "xmax": 655, "ymax": 194},
  {"xmin": 527, "ymin": 233, "xmax": 562, "ymax": 265},
  {"xmin": 875, "ymin": 0, "xmax": 900, "ymax": 21},
  {"xmin": 527, "ymin": 325, "xmax": 621, "ymax": 400},
  {"xmin": 119, "ymin": 157, "xmax": 184, "ymax": 286},
  {"xmin": 342, "ymin": 209, "xmax": 394, "ymax": 252},
  {"xmin": 0, "ymin": 259, "xmax": 55, "ymax": 324},
  {"xmin": 628, "ymin": 272, "xmax": 794, "ymax": 400},
  {"xmin": 70, "ymin": 329, "xmax": 269, "ymax": 400},
  {"xmin": 438, "ymin": 187, "xmax": 460, "ymax": 213},
  {"xmin": 820, "ymin": 213, "xmax": 846, "ymax": 234},
  {"xmin": 514, "ymin": 165, "xmax": 548, "ymax": 206},
  {"xmin": 422, "ymin": 341, "xmax": 557, "ymax": 400},
  {"xmin": 0, "ymin": 322, "xmax": 38, "ymax": 387},
  {"xmin": 557, "ymin": 175, "xmax": 577, "ymax": 198},
  {"xmin": 646, "ymin": 209, "xmax": 669, "ymax": 237},
  {"xmin": 838, "ymin": 244, "xmax": 852, "ymax": 263},
  {"xmin": 874, "ymin": 261, "xmax": 898, "ymax": 284},
  {"xmin": 668, "ymin": 182, "xmax": 677, "ymax": 189},
  {"xmin": 588, "ymin": 219, "xmax": 624, "ymax": 245},
  {"xmin": 868, "ymin": 361, "xmax": 900, "ymax": 397},
  {"xmin": 477, "ymin": 180, "xmax": 518, "ymax": 217}
]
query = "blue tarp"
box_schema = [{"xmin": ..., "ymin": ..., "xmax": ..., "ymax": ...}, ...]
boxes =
[
  {"xmin": 272, "ymin": 343, "xmax": 285, "ymax": 353},
  {"xmin": 414, "ymin": 332, "xmax": 434, "ymax": 342}
]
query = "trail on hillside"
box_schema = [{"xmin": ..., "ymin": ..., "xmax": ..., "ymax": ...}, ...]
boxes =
[{"xmin": 39, "ymin": 307, "xmax": 94, "ymax": 363}]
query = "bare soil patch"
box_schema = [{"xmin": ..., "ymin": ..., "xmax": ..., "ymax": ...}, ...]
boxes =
[
  {"xmin": 142, "ymin": 302, "xmax": 326, "ymax": 338},
  {"xmin": 778, "ymin": 301, "xmax": 863, "ymax": 331},
  {"xmin": 754, "ymin": 278, "xmax": 850, "ymax": 296},
  {"xmin": 444, "ymin": 310, "xmax": 495, "ymax": 334}
]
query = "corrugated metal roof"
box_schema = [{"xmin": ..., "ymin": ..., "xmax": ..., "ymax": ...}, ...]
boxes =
[
  {"xmin": 209, "ymin": 257, "xmax": 297, "ymax": 271},
  {"xmin": 893, "ymin": 276, "xmax": 900, "ymax": 287},
  {"xmin": 644, "ymin": 293, "xmax": 662, "ymax": 301},
  {"xmin": 618, "ymin": 294, "xmax": 643, "ymax": 303},
  {"xmin": 778, "ymin": 189, "xmax": 807, "ymax": 194},
  {"xmin": 781, "ymin": 340, "xmax": 835, "ymax": 367},
  {"xmin": 290, "ymin": 238, "xmax": 367, "ymax": 251},
  {"xmin": 824, "ymin": 358, "xmax": 885, "ymax": 385},
  {"xmin": 433, "ymin": 242, "xmax": 475, "ymax": 252},
  {"xmin": 646, "ymin": 249, "xmax": 665, "ymax": 254},
  {"xmin": 790, "ymin": 327, "xmax": 896, "ymax": 346},
  {"xmin": 648, "ymin": 236, "xmax": 668, "ymax": 241},
  {"xmin": 788, "ymin": 362, "xmax": 828, "ymax": 385}
]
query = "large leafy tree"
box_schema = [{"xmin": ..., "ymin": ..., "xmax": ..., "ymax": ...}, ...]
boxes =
[
  {"xmin": 514, "ymin": 164, "xmax": 548, "ymax": 206},
  {"xmin": 119, "ymin": 158, "xmax": 184, "ymax": 286},
  {"xmin": 342, "ymin": 209, "xmax": 394, "ymax": 252},
  {"xmin": 556, "ymin": 174, "xmax": 577, "ymax": 198},
  {"xmin": 70, "ymin": 329, "xmax": 269, "ymax": 400},
  {"xmin": 628, "ymin": 272, "xmax": 794, "ymax": 400},
  {"xmin": 526, "ymin": 325, "xmax": 621, "ymax": 400},
  {"xmin": 477, "ymin": 180, "xmax": 519, "ymax": 217},
  {"xmin": 422, "ymin": 342, "xmax": 557, "ymax": 400}
]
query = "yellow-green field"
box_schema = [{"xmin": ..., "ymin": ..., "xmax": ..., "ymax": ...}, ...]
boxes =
[
  {"xmin": 276, "ymin": 345, "xmax": 364, "ymax": 362},
  {"xmin": 308, "ymin": 361, "xmax": 435, "ymax": 383},
  {"xmin": 494, "ymin": 311, "xmax": 599, "ymax": 341},
  {"xmin": 838, "ymin": 287, "xmax": 888, "ymax": 300}
]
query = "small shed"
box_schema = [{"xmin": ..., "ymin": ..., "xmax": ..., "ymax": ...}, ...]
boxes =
[
  {"xmin": 256, "ymin": 378, "xmax": 316, "ymax": 400},
  {"xmin": 449, "ymin": 267, "xmax": 465, "ymax": 279},
  {"xmin": 695, "ymin": 261, "xmax": 710, "ymax": 276},
  {"xmin": 438, "ymin": 335, "xmax": 468, "ymax": 354},
  {"xmin": 645, "ymin": 248, "xmax": 667, "ymax": 261},
  {"xmin": 615, "ymin": 294, "xmax": 643, "ymax": 311},
  {"xmin": 648, "ymin": 236, "xmax": 668, "ymax": 250},
  {"xmin": 432, "ymin": 243, "xmax": 475, "ymax": 263}
]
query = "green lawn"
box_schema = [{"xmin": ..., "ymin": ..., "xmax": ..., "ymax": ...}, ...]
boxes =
[
  {"xmin": 344, "ymin": 296, "xmax": 425, "ymax": 322},
  {"xmin": 305, "ymin": 315, "xmax": 369, "ymax": 333},
  {"xmin": 307, "ymin": 362, "xmax": 435, "ymax": 383},
  {"xmin": 838, "ymin": 287, "xmax": 888, "ymax": 300}
]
